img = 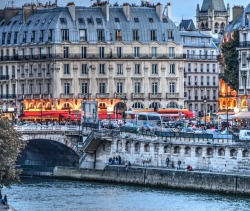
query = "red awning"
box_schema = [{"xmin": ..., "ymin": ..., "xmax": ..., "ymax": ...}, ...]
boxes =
[
  {"xmin": 20, "ymin": 110, "xmax": 75, "ymax": 118},
  {"xmin": 99, "ymin": 113, "xmax": 122, "ymax": 119},
  {"xmin": 182, "ymin": 111, "xmax": 194, "ymax": 118}
]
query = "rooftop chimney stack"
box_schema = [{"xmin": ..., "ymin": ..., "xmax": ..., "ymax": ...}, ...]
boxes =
[
  {"xmin": 155, "ymin": 3, "xmax": 162, "ymax": 22},
  {"xmin": 233, "ymin": 5, "xmax": 244, "ymax": 21},
  {"xmin": 123, "ymin": 3, "xmax": 131, "ymax": 21},
  {"xmin": 101, "ymin": 2, "xmax": 109, "ymax": 21},
  {"xmin": 166, "ymin": 3, "xmax": 171, "ymax": 20},
  {"xmin": 67, "ymin": 2, "xmax": 76, "ymax": 22}
]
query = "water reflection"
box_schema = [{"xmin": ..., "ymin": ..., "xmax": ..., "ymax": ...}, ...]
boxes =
[{"xmin": 3, "ymin": 178, "xmax": 250, "ymax": 211}]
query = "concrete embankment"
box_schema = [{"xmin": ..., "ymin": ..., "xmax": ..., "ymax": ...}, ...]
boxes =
[{"xmin": 53, "ymin": 165, "xmax": 250, "ymax": 196}]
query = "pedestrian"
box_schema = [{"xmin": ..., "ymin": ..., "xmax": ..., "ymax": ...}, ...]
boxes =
[
  {"xmin": 118, "ymin": 155, "xmax": 122, "ymax": 165},
  {"xmin": 166, "ymin": 157, "xmax": 170, "ymax": 168},
  {"xmin": 177, "ymin": 160, "xmax": 181, "ymax": 170},
  {"xmin": 3, "ymin": 195, "xmax": 7, "ymax": 205},
  {"xmin": 0, "ymin": 190, "xmax": 2, "ymax": 201},
  {"xmin": 171, "ymin": 161, "xmax": 175, "ymax": 168}
]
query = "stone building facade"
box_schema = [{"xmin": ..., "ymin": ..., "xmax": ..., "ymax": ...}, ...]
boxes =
[
  {"xmin": 196, "ymin": 0, "xmax": 230, "ymax": 34},
  {"xmin": 0, "ymin": 2, "xmax": 185, "ymax": 120}
]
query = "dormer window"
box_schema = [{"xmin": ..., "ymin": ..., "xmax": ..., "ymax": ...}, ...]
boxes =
[
  {"xmin": 60, "ymin": 18, "xmax": 67, "ymax": 24},
  {"xmin": 163, "ymin": 18, "xmax": 168, "ymax": 23},
  {"xmin": 149, "ymin": 18, "xmax": 154, "ymax": 23},
  {"xmin": 78, "ymin": 18, "xmax": 85, "ymax": 24},
  {"xmin": 134, "ymin": 18, "xmax": 139, "ymax": 23},
  {"xmin": 12, "ymin": 20, "xmax": 17, "ymax": 25},
  {"xmin": 35, "ymin": 20, "xmax": 40, "ymax": 25},
  {"xmin": 96, "ymin": 18, "xmax": 102, "ymax": 24},
  {"xmin": 27, "ymin": 20, "xmax": 32, "ymax": 25},
  {"xmin": 42, "ymin": 19, "xmax": 46, "ymax": 24},
  {"xmin": 7, "ymin": 21, "xmax": 12, "ymax": 26},
  {"xmin": 87, "ymin": 18, "xmax": 93, "ymax": 24},
  {"xmin": 48, "ymin": 19, "xmax": 53, "ymax": 24},
  {"xmin": 115, "ymin": 18, "xmax": 120, "ymax": 22}
]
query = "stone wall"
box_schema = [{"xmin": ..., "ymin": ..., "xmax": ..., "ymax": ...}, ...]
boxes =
[{"xmin": 53, "ymin": 166, "xmax": 250, "ymax": 196}]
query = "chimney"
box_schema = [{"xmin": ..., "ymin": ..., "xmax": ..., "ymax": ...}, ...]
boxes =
[
  {"xmin": 166, "ymin": 3, "xmax": 171, "ymax": 20},
  {"xmin": 123, "ymin": 3, "xmax": 131, "ymax": 21},
  {"xmin": 155, "ymin": 3, "xmax": 162, "ymax": 22},
  {"xmin": 233, "ymin": 5, "xmax": 244, "ymax": 21},
  {"xmin": 67, "ymin": 2, "xmax": 76, "ymax": 22},
  {"xmin": 22, "ymin": 4, "xmax": 36, "ymax": 23},
  {"xmin": 101, "ymin": 2, "xmax": 109, "ymax": 22}
]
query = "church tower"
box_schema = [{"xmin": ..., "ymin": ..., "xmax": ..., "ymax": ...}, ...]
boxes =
[{"xmin": 196, "ymin": 0, "xmax": 230, "ymax": 34}]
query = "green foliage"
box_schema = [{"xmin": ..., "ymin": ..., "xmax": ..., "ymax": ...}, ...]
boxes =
[
  {"xmin": 0, "ymin": 118, "xmax": 26, "ymax": 188},
  {"xmin": 221, "ymin": 31, "xmax": 239, "ymax": 91}
]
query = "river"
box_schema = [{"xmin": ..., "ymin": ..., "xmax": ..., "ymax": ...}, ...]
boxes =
[{"xmin": 3, "ymin": 177, "xmax": 250, "ymax": 211}]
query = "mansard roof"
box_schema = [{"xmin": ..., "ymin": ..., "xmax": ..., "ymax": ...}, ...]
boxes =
[
  {"xmin": 201, "ymin": 0, "xmax": 226, "ymax": 12},
  {"xmin": 179, "ymin": 19, "xmax": 196, "ymax": 31},
  {"xmin": 0, "ymin": 5, "xmax": 181, "ymax": 45}
]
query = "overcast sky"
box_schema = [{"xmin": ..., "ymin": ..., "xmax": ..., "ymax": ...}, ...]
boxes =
[{"xmin": 0, "ymin": 0, "xmax": 245, "ymax": 24}]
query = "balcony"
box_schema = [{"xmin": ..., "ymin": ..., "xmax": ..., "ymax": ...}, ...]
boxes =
[
  {"xmin": 0, "ymin": 94, "xmax": 16, "ymax": 99},
  {"xmin": 219, "ymin": 91, "xmax": 237, "ymax": 97},
  {"xmin": 238, "ymin": 42, "xmax": 250, "ymax": 48},
  {"xmin": 0, "ymin": 75, "xmax": 9, "ymax": 80},
  {"xmin": 96, "ymin": 93, "xmax": 110, "ymax": 98},
  {"xmin": 33, "ymin": 94, "xmax": 42, "ymax": 99},
  {"xmin": 78, "ymin": 93, "xmax": 92, "ymax": 99},
  {"xmin": 25, "ymin": 94, "xmax": 33, "ymax": 99},
  {"xmin": 114, "ymin": 93, "xmax": 127, "ymax": 99},
  {"xmin": 43, "ymin": 94, "xmax": 52, "ymax": 99},
  {"xmin": 60, "ymin": 93, "xmax": 74, "ymax": 99},
  {"xmin": 149, "ymin": 93, "xmax": 162, "ymax": 100},
  {"xmin": 131, "ymin": 93, "xmax": 145, "ymax": 100},
  {"xmin": 166, "ymin": 93, "xmax": 179, "ymax": 99},
  {"xmin": 185, "ymin": 54, "xmax": 218, "ymax": 60}
]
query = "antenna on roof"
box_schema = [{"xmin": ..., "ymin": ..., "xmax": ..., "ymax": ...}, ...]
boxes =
[{"xmin": 55, "ymin": 0, "xmax": 58, "ymax": 6}]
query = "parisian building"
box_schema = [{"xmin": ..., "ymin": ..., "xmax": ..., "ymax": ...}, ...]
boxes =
[
  {"xmin": 196, "ymin": 0, "xmax": 230, "ymax": 34},
  {"xmin": 0, "ymin": 2, "xmax": 185, "ymax": 121},
  {"xmin": 180, "ymin": 30, "xmax": 219, "ymax": 118}
]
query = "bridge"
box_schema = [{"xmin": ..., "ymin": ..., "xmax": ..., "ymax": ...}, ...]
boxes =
[{"xmin": 15, "ymin": 125, "xmax": 87, "ymax": 171}]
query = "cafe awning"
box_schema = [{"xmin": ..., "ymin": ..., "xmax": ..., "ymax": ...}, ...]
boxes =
[{"xmin": 231, "ymin": 111, "xmax": 250, "ymax": 119}]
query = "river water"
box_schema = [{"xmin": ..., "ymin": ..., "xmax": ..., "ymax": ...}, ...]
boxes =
[{"xmin": 3, "ymin": 177, "xmax": 250, "ymax": 211}]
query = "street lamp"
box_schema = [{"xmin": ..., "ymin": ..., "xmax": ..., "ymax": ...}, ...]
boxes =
[
  {"xmin": 39, "ymin": 103, "xmax": 42, "ymax": 130},
  {"xmin": 203, "ymin": 96, "xmax": 207, "ymax": 128},
  {"xmin": 242, "ymin": 71, "xmax": 247, "ymax": 110}
]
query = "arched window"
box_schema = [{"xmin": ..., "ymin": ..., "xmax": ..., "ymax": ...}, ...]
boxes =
[
  {"xmin": 205, "ymin": 22, "xmax": 208, "ymax": 29},
  {"xmin": 149, "ymin": 102, "xmax": 161, "ymax": 109},
  {"xmin": 132, "ymin": 102, "xmax": 144, "ymax": 109},
  {"xmin": 243, "ymin": 149, "xmax": 249, "ymax": 157},
  {"xmin": 214, "ymin": 22, "xmax": 219, "ymax": 33},
  {"xmin": 46, "ymin": 103, "xmax": 52, "ymax": 110},
  {"xmin": 116, "ymin": 140, "xmax": 122, "ymax": 152},
  {"xmin": 206, "ymin": 147, "xmax": 213, "ymax": 156},
  {"xmin": 134, "ymin": 143, "xmax": 140, "ymax": 152},
  {"xmin": 29, "ymin": 103, "xmax": 34, "ymax": 109},
  {"xmin": 167, "ymin": 102, "xmax": 179, "ymax": 108},
  {"xmin": 195, "ymin": 147, "xmax": 202, "ymax": 157},
  {"xmin": 144, "ymin": 144, "xmax": 150, "ymax": 152},
  {"xmin": 164, "ymin": 145, "xmax": 170, "ymax": 153},
  {"xmin": 184, "ymin": 146, "xmax": 191, "ymax": 156},
  {"xmin": 220, "ymin": 22, "xmax": 225, "ymax": 33},
  {"xmin": 201, "ymin": 22, "xmax": 205, "ymax": 30},
  {"xmin": 125, "ymin": 141, "xmax": 131, "ymax": 153},
  {"xmin": 230, "ymin": 149, "xmax": 237, "ymax": 157},
  {"xmin": 218, "ymin": 148, "xmax": 225, "ymax": 156},
  {"xmin": 174, "ymin": 146, "xmax": 180, "ymax": 154}
]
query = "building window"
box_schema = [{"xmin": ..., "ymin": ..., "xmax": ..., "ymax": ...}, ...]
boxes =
[
  {"xmin": 64, "ymin": 64, "xmax": 70, "ymax": 74},
  {"xmin": 242, "ymin": 52, "xmax": 247, "ymax": 67},
  {"xmin": 201, "ymin": 64, "xmax": 203, "ymax": 72},
  {"xmin": 150, "ymin": 30, "xmax": 156, "ymax": 41},
  {"xmin": 134, "ymin": 64, "xmax": 141, "ymax": 74},
  {"xmin": 87, "ymin": 18, "xmax": 93, "ymax": 24},
  {"xmin": 148, "ymin": 18, "xmax": 154, "ymax": 23},
  {"xmin": 38, "ymin": 64, "xmax": 42, "ymax": 77},
  {"xmin": 48, "ymin": 29, "xmax": 53, "ymax": 41},
  {"xmin": 152, "ymin": 82, "xmax": 158, "ymax": 93},
  {"xmin": 168, "ymin": 30, "xmax": 174, "ymax": 39},
  {"xmin": 169, "ymin": 64, "xmax": 175, "ymax": 74},
  {"xmin": 117, "ymin": 64, "xmax": 123, "ymax": 74},
  {"xmin": 81, "ymin": 83, "xmax": 88, "ymax": 93},
  {"xmin": 152, "ymin": 64, "xmax": 158, "ymax": 74},
  {"xmin": 133, "ymin": 30, "xmax": 139, "ymax": 41},
  {"xmin": 63, "ymin": 47, "xmax": 69, "ymax": 58},
  {"xmin": 115, "ymin": 30, "xmax": 122, "ymax": 41},
  {"xmin": 64, "ymin": 83, "xmax": 70, "ymax": 94},
  {"xmin": 117, "ymin": 47, "xmax": 122, "ymax": 58},
  {"xmin": 81, "ymin": 64, "xmax": 88, "ymax": 74},
  {"xmin": 117, "ymin": 82, "xmax": 123, "ymax": 93},
  {"xmin": 115, "ymin": 18, "xmax": 120, "ymax": 22},
  {"xmin": 99, "ymin": 47, "xmax": 105, "ymax": 58},
  {"xmin": 40, "ymin": 30, "xmax": 44, "ymax": 42},
  {"xmin": 79, "ymin": 29, "xmax": 87, "ymax": 41},
  {"xmin": 61, "ymin": 29, "xmax": 69, "ymax": 41},
  {"xmin": 151, "ymin": 47, "xmax": 157, "ymax": 58},
  {"xmin": 135, "ymin": 82, "xmax": 141, "ymax": 93},
  {"xmin": 207, "ymin": 64, "xmax": 210, "ymax": 72},
  {"xmin": 96, "ymin": 18, "xmax": 102, "ymax": 24},
  {"xmin": 169, "ymin": 47, "xmax": 175, "ymax": 58},
  {"xmin": 99, "ymin": 83, "xmax": 106, "ymax": 93},
  {"xmin": 97, "ymin": 29, "xmax": 105, "ymax": 41},
  {"xmin": 14, "ymin": 32, "xmax": 18, "ymax": 44},
  {"xmin": 134, "ymin": 47, "xmax": 140, "ymax": 57},
  {"xmin": 99, "ymin": 64, "xmax": 105, "ymax": 74},
  {"xmin": 132, "ymin": 102, "xmax": 144, "ymax": 109},
  {"xmin": 81, "ymin": 47, "xmax": 87, "ymax": 58},
  {"xmin": 169, "ymin": 82, "xmax": 175, "ymax": 93}
]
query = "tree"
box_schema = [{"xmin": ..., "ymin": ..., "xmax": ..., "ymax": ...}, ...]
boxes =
[
  {"xmin": 221, "ymin": 31, "xmax": 239, "ymax": 91},
  {"xmin": 0, "ymin": 118, "xmax": 26, "ymax": 188}
]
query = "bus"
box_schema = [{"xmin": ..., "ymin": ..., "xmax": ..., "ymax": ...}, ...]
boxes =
[
  {"xmin": 125, "ymin": 111, "xmax": 162, "ymax": 128},
  {"xmin": 160, "ymin": 113, "xmax": 185, "ymax": 126}
]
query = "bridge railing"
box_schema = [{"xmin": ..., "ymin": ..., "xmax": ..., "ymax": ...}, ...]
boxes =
[{"xmin": 14, "ymin": 125, "xmax": 82, "ymax": 132}]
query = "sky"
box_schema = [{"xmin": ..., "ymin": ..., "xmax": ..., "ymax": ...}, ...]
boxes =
[{"xmin": 0, "ymin": 0, "xmax": 245, "ymax": 24}]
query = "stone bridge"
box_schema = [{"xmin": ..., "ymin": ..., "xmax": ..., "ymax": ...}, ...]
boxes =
[{"xmin": 15, "ymin": 125, "xmax": 86, "ymax": 170}]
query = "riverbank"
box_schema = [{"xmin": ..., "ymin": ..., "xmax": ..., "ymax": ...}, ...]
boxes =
[
  {"xmin": 0, "ymin": 204, "xmax": 16, "ymax": 211},
  {"xmin": 50, "ymin": 165, "xmax": 250, "ymax": 196}
]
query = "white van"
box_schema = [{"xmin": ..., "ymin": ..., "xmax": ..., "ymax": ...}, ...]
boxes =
[{"xmin": 239, "ymin": 130, "xmax": 250, "ymax": 140}]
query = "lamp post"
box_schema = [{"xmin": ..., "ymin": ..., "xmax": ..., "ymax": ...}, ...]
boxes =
[
  {"xmin": 203, "ymin": 96, "xmax": 207, "ymax": 128},
  {"xmin": 39, "ymin": 104, "xmax": 42, "ymax": 130},
  {"xmin": 242, "ymin": 71, "xmax": 247, "ymax": 111}
]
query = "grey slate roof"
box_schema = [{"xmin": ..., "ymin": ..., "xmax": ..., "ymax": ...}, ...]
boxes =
[
  {"xmin": 179, "ymin": 19, "xmax": 196, "ymax": 31},
  {"xmin": 0, "ymin": 5, "xmax": 181, "ymax": 45},
  {"xmin": 201, "ymin": 0, "xmax": 226, "ymax": 12}
]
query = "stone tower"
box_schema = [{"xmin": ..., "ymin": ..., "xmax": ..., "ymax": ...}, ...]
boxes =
[{"xmin": 196, "ymin": 0, "xmax": 230, "ymax": 34}]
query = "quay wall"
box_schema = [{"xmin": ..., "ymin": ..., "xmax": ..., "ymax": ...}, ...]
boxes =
[{"xmin": 53, "ymin": 166, "xmax": 250, "ymax": 196}]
